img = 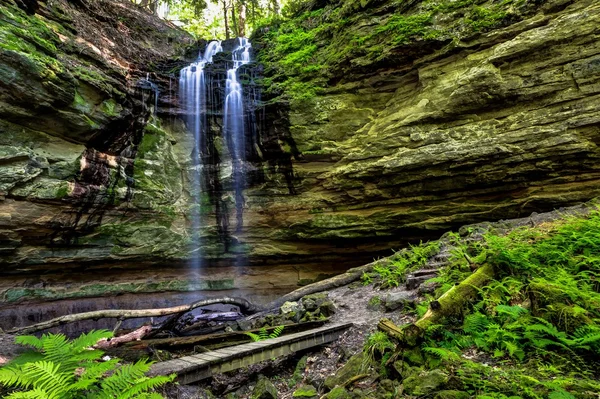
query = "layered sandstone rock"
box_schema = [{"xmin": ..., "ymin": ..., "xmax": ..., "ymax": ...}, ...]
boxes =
[{"xmin": 1, "ymin": 0, "xmax": 599, "ymax": 310}]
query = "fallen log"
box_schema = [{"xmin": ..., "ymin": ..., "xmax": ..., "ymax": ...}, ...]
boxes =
[
  {"xmin": 8, "ymin": 297, "xmax": 261, "ymax": 335},
  {"xmin": 95, "ymin": 325, "xmax": 153, "ymax": 349},
  {"xmin": 262, "ymin": 259, "xmax": 385, "ymax": 312},
  {"xmin": 378, "ymin": 263, "xmax": 495, "ymax": 345}
]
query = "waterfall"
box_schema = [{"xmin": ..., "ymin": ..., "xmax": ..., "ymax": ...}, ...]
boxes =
[
  {"xmin": 179, "ymin": 38, "xmax": 254, "ymax": 267},
  {"xmin": 224, "ymin": 37, "xmax": 252, "ymax": 232},
  {"xmin": 179, "ymin": 40, "xmax": 222, "ymax": 269}
]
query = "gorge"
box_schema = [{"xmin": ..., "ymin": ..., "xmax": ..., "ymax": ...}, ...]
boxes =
[
  {"xmin": 1, "ymin": 0, "xmax": 600, "ymax": 397},
  {"xmin": 1, "ymin": 0, "xmax": 599, "ymax": 328}
]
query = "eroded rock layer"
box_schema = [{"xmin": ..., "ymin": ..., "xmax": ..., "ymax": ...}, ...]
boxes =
[{"xmin": 1, "ymin": 0, "xmax": 599, "ymax": 310}]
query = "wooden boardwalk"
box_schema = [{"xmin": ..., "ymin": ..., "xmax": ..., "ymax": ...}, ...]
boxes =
[{"xmin": 148, "ymin": 323, "xmax": 353, "ymax": 384}]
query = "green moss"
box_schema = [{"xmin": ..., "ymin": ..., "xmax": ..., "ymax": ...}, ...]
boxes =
[
  {"xmin": 255, "ymin": 0, "xmax": 542, "ymax": 107},
  {"xmin": 100, "ymin": 98, "xmax": 121, "ymax": 117},
  {"xmin": 292, "ymin": 385, "xmax": 318, "ymax": 398},
  {"xmin": 323, "ymin": 386, "xmax": 351, "ymax": 399},
  {"xmin": 55, "ymin": 184, "xmax": 70, "ymax": 199}
]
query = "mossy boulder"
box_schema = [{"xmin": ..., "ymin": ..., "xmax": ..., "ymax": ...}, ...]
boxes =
[
  {"xmin": 293, "ymin": 385, "xmax": 318, "ymax": 398},
  {"xmin": 403, "ymin": 369, "xmax": 449, "ymax": 396},
  {"xmin": 324, "ymin": 353, "xmax": 365, "ymax": 390},
  {"xmin": 323, "ymin": 386, "xmax": 352, "ymax": 399},
  {"xmin": 251, "ymin": 376, "xmax": 278, "ymax": 399},
  {"xmin": 299, "ymin": 293, "xmax": 336, "ymax": 322}
]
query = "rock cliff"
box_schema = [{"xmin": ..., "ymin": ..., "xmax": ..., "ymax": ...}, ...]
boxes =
[{"xmin": 1, "ymin": 0, "xmax": 599, "ymax": 312}]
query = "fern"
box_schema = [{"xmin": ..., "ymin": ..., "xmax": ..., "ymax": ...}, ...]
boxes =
[
  {"xmin": 0, "ymin": 331, "xmax": 175, "ymax": 399},
  {"xmin": 245, "ymin": 325, "xmax": 285, "ymax": 342},
  {"xmin": 422, "ymin": 347, "xmax": 460, "ymax": 362}
]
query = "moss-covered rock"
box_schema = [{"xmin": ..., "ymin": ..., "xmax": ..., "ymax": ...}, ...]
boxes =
[
  {"xmin": 293, "ymin": 385, "xmax": 318, "ymax": 398},
  {"xmin": 324, "ymin": 353, "xmax": 366, "ymax": 390},
  {"xmin": 403, "ymin": 369, "xmax": 449, "ymax": 396},
  {"xmin": 323, "ymin": 386, "xmax": 352, "ymax": 399},
  {"xmin": 251, "ymin": 376, "xmax": 278, "ymax": 399}
]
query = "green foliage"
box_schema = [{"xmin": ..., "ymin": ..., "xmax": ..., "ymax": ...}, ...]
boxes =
[
  {"xmin": 254, "ymin": 0, "xmax": 538, "ymax": 106},
  {"xmin": 417, "ymin": 209, "xmax": 600, "ymax": 397},
  {"xmin": 363, "ymin": 331, "xmax": 395, "ymax": 376},
  {"xmin": 0, "ymin": 330, "xmax": 175, "ymax": 399},
  {"xmin": 371, "ymin": 241, "xmax": 440, "ymax": 288},
  {"xmin": 245, "ymin": 325, "xmax": 285, "ymax": 342}
]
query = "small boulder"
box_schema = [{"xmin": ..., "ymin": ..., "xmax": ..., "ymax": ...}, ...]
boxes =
[
  {"xmin": 403, "ymin": 369, "xmax": 449, "ymax": 396},
  {"xmin": 251, "ymin": 376, "xmax": 278, "ymax": 399},
  {"xmin": 383, "ymin": 291, "xmax": 416, "ymax": 311},
  {"xmin": 324, "ymin": 353, "xmax": 365, "ymax": 390},
  {"xmin": 322, "ymin": 386, "xmax": 351, "ymax": 399},
  {"xmin": 319, "ymin": 300, "xmax": 336, "ymax": 316},
  {"xmin": 293, "ymin": 384, "xmax": 318, "ymax": 398}
]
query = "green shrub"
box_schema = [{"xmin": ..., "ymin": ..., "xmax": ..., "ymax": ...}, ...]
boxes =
[{"xmin": 0, "ymin": 330, "xmax": 175, "ymax": 399}]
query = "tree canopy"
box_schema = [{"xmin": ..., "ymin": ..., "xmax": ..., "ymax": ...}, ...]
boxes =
[{"xmin": 131, "ymin": 0, "xmax": 291, "ymax": 39}]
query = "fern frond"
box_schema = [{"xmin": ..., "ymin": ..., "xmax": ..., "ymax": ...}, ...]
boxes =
[
  {"xmin": 495, "ymin": 304, "xmax": 528, "ymax": 320},
  {"xmin": 422, "ymin": 347, "xmax": 460, "ymax": 362},
  {"xmin": 258, "ymin": 327, "xmax": 269, "ymax": 341},
  {"xmin": 245, "ymin": 332, "xmax": 261, "ymax": 342},
  {"xmin": 116, "ymin": 374, "xmax": 176, "ymax": 399},
  {"xmin": 40, "ymin": 334, "xmax": 71, "ymax": 365},
  {"xmin": 549, "ymin": 391, "xmax": 576, "ymax": 399},
  {"xmin": 22, "ymin": 361, "xmax": 72, "ymax": 396},
  {"xmin": 101, "ymin": 359, "xmax": 151, "ymax": 396},
  {"xmin": 463, "ymin": 312, "xmax": 489, "ymax": 334},
  {"xmin": 5, "ymin": 387, "xmax": 53, "ymax": 399},
  {"xmin": 15, "ymin": 335, "xmax": 44, "ymax": 350},
  {"xmin": 71, "ymin": 330, "xmax": 113, "ymax": 352},
  {"xmin": 0, "ymin": 366, "xmax": 33, "ymax": 388},
  {"xmin": 269, "ymin": 325, "xmax": 284, "ymax": 339},
  {"xmin": 70, "ymin": 359, "xmax": 120, "ymax": 391}
]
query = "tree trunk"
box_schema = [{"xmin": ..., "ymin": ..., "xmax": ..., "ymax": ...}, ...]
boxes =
[
  {"xmin": 238, "ymin": 2, "xmax": 246, "ymax": 37},
  {"xmin": 377, "ymin": 263, "xmax": 495, "ymax": 345},
  {"xmin": 271, "ymin": 0, "xmax": 280, "ymax": 15},
  {"xmin": 222, "ymin": 0, "xmax": 230, "ymax": 40},
  {"xmin": 8, "ymin": 297, "xmax": 261, "ymax": 335},
  {"xmin": 231, "ymin": 3, "xmax": 238, "ymax": 37}
]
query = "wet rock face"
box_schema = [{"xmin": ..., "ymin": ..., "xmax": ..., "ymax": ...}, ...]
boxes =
[
  {"xmin": 0, "ymin": 0, "xmax": 193, "ymax": 266},
  {"xmin": 251, "ymin": 0, "xmax": 600, "ymax": 260},
  {"xmin": 1, "ymin": 0, "xmax": 600, "ymax": 308}
]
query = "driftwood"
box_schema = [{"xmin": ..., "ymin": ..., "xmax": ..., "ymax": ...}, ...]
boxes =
[
  {"xmin": 378, "ymin": 263, "xmax": 495, "ymax": 345},
  {"xmin": 8, "ymin": 297, "xmax": 261, "ymax": 335},
  {"xmin": 95, "ymin": 325, "xmax": 153, "ymax": 349},
  {"xmin": 122, "ymin": 319, "xmax": 329, "ymax": 351}
]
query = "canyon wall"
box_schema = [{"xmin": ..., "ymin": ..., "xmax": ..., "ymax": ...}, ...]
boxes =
[{"xmin": 1, "ymin": 0, "xmax": 599, "ymax": 313}]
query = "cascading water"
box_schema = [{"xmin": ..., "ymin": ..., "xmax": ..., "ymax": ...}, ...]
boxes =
[
  {"xmin": 179, "ymin": 40, "xmax": 222, "ymax": 269},
  {"xmin": 179, "ymin": 38, "xmax": 257, "ymax": 269},
  {"xmin": 223, "ymin": 38, "xmax": 252, "ymax": 232}
]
